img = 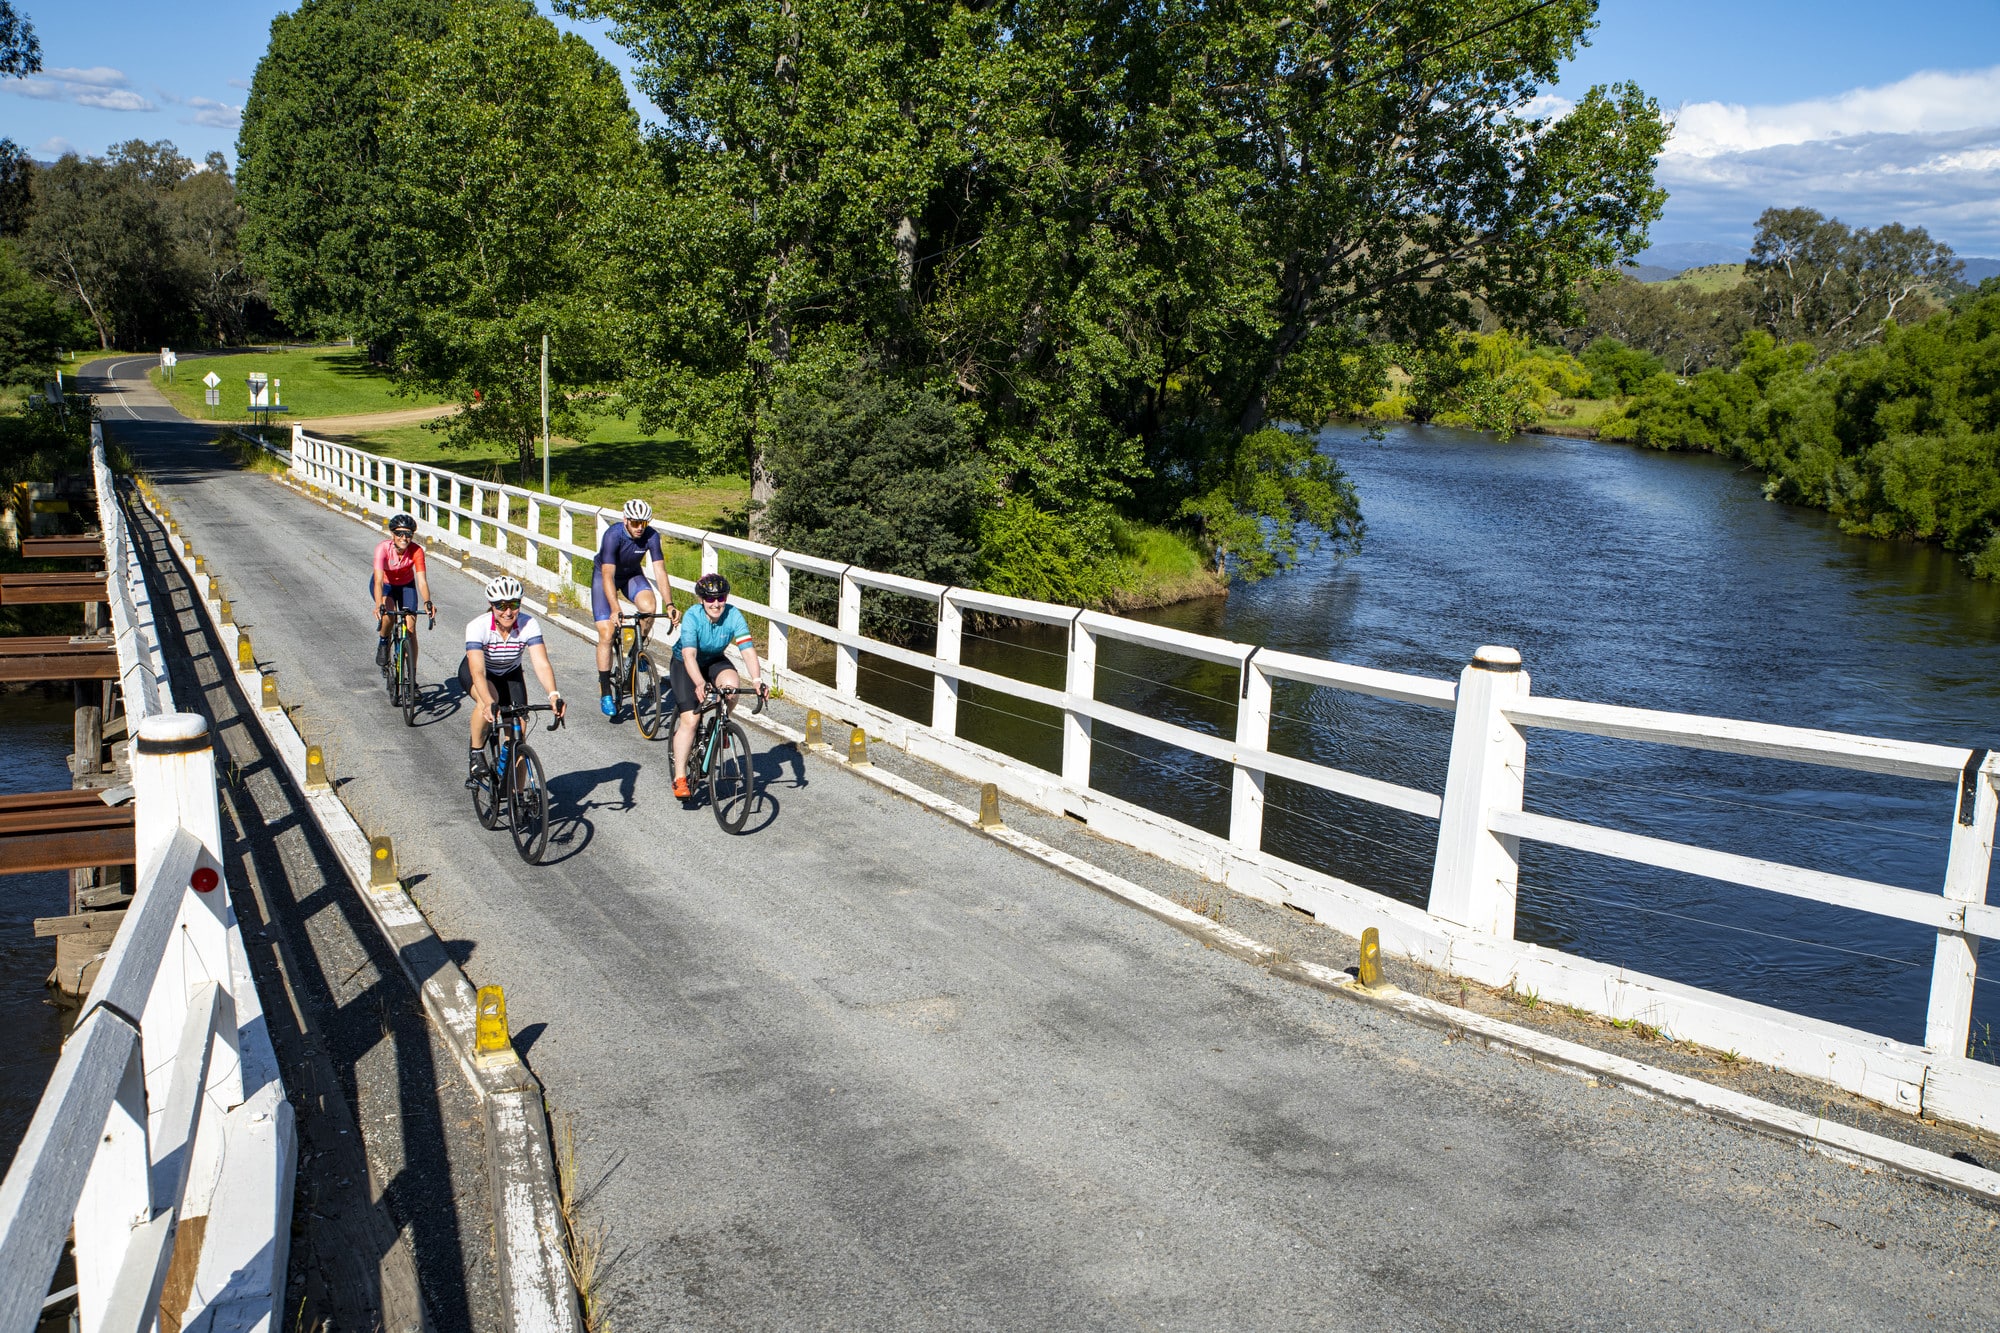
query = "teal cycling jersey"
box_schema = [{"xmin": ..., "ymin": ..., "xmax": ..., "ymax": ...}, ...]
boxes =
[{"xmin": 678, "ymin": 604, "xmax": 753, "ymax": 664}]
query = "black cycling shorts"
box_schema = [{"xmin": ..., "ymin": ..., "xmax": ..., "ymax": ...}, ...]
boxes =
[
  {"xmin": 669, "ymin": 653, "xmax": 734, "ymax": 714},
  {"xmin": 458, "ymin": 655, "xmax": 529, "ymax": 710}
]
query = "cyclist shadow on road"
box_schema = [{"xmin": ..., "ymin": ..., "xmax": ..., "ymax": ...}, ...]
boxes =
[
  {"xmin": 411, "ymin": 674, "xmax": 465, "ymax": 727},
  {"xmin": 539, "ymin": 760, "xmax": 643, "ymax": 864}
]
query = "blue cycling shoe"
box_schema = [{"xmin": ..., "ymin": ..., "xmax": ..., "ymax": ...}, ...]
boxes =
[{"xmin": 600, "ymin": 693, "xmax": 616, "ymax": 719}]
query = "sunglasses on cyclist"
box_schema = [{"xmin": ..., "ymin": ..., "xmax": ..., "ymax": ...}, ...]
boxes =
[
  {"xmin": 491, "ymin": 599, "xmax": 521, "ymax": 611},
  {"xmin": 700, "ymin": 596, "xmax": 726, "ymax": 606}
]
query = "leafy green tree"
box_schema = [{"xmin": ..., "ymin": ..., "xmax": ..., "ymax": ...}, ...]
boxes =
[
  {"xmin": 17, "ymin": 146, "xmax": 193, "ymax": 348},
  {"xmin": 0, "ymin": 239, "xmax": 84, "ymax": 385},
  {"xmin": 761, "ymin": 361, "xmax": 983, "ymax": 590},
  {"xmin": 1563, "ymin": 271, "xmax": 1752, "ymax": 375},
  {"xmin": 1406, "ymin": 331, "xmax": 1591, "ymax": 435},
  {"xmin": 381, "ymin": 0, "xmax": 647, "ymax": 482},
  {"xmin": 236, "ymin": 0, "xmax": 450, "ymax": 347},
  {"xmin": 1178, "ymin": 429, "xmax": 1362, "ymax": 580},
  {"xmin": 0, "ymin": 139, "xmax": 32, "ymax": 235},
  {"xmin": 168, "ymin": 153, "xmax": 262, "ymax": 345},
  {"xmin": 1747, "ymin": 207, "xmax": 1960, "ymax": 354},
  {"xmin": 0, "ymin": 1, "xmax": 38, "ymax": 77},
  {"xmin": 572, "ymin": 0, "xmax": 1667, "ymax": 578},
  {"xmin": 1578, "ymin": 337, "xmax": 1665, "ymax": 398}
]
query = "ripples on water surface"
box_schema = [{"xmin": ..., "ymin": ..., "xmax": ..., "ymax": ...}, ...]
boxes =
[
  {"xmin": 854, "ymin": 423, "xmax": 2000, "ymax": 1054},
  {"xmin": 0, "ymin": 692, "xmax": 79, "ymax": 1172}
]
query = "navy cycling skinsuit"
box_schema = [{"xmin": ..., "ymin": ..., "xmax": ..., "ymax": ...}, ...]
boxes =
[{"xmin": 591, "ymin": 523, "xmax": 664, "ymax": 622}]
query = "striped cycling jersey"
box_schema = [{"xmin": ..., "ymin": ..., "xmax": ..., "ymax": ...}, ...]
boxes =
[{"xmin": 464, "ymin": 611, "xmax": 543, "ymax": 675}]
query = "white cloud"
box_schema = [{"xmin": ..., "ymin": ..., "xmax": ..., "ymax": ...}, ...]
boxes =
[
  {"xmin": 12, "ymin": 65, "xmax": 156, "ymax": 112},
  {"xmin": 1665, "ymin": 67, "xmax": 2000, "ymax": 160},
  {"xmin": 227, "ymin": 78, "xmax": 250, "ymax": 91},
  {"xmin": 34, "ymin": 136, "xmax": 75, "ymax": 158},
  {"xmin": 1649, "ymin": 66, "xmax": 2000, "ymax": 256},
  {"xmin": 44, "ymin": 66, "xmax": 134, "ymax": 89},
  {"xmin": 182, "ymin": 96, "xmax": 241, "ymax": 129}
]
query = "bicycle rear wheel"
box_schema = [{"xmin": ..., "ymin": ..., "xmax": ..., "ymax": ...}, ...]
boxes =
[
  {"xmin": 510, "ymin": 745, "xmax": 551, "ymax": 863},
  {"xmin": 707, "ymin": 718, "xmax": 755, "ymax": 834},
  {"xmin": 472, "ymin": 736, "xmax": 504, "ymax": 829},
  {"xmin": 632, "ymin": 650, "xmax": 667, "ymax": 739}
]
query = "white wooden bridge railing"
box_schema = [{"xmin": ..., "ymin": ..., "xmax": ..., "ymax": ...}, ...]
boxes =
[
  {"xmin": 289, "ymin": 429, "xmax": 2000, "ymax": 1134},
  {"xmin": 0, "ymin": 435, "xmax": 292, "ymax": 1333}
]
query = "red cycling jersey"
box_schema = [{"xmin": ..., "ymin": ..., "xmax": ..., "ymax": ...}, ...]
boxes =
[{"xmin": 374, "ymin": 539, "xmax": 427, "ymax": 587}]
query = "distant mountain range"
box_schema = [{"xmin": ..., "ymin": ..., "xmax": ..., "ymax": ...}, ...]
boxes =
[{"xmin": 1619, "ymin": 245, "xmax": 2000, "ymax": 287}]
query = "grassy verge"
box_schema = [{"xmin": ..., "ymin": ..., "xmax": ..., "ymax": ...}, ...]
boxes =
[
  {"xmin": 147, "ymin": 346, "xmax": 445, "ymax": 423},
  {"xmin": 343, "ymin": 415, "xmax": 749, "ymax": 532}
]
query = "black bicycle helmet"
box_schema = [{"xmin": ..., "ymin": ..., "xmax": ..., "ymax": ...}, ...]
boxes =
[
  {"xmin": 388, "ymin": 513, "xmax": 417, "ymax": 535},
  {"xmin": 694, "ymin": 572, "xmax": 730, "ymax": 601}
]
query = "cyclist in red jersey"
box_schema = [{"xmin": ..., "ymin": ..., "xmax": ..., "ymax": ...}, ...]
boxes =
[{"xmin": 371, "ymin": 513, "xmax": 435, "ymax": 669}]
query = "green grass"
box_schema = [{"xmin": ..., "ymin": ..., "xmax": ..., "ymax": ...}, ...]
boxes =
[
  {"xmin": 1540, "ymin": 396, "xmax": 1626, "ymax": 429},
  {"xmin": 1660, "ymin": 262, "xmax": 1748, "ymax": 292},
  {"xmin": 1103, "ymin": 518, "xmax": 1224, "ymax": 609},
  {"xmin": 344, "ymin": 412, "xmax": 750, "ymax": 532},
  {"xmin": 147, "ymin": 347, "xmax": 446, "ymax": 423}
]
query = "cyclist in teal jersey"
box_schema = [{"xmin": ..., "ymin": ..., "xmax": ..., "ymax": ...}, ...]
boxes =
[{"xmin": 670, "ymin": 571, "xmax": 766, "ymax": 799}]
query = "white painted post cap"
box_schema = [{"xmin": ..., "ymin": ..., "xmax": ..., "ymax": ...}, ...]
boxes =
[
  {"xmin": 135, "ymin": 712, "xmax": 209, "ymax": 747},
  {"xmin": 1471, "ymin": 645, "xmax": 1522, "ymax": 670}
]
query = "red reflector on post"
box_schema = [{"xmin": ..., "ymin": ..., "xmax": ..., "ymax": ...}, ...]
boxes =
[{"xmin": 191, "ymin": 866, "xmax": 219, "ymax": 893}]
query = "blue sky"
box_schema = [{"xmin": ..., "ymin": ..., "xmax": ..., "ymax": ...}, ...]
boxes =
[{"xmin": 6, "ymin": 1, "xmax": 1999, "ymax": 256}]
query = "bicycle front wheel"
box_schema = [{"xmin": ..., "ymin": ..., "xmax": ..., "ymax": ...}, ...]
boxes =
[
  {"xmin": 384, "ymin": 634, "xmax": 402, "ymax": 700},
  {"xmin": 632, "ymin": 650, "xmax": 667, "ymax": 739},
  {"xmin": 707, "ymin": 718, "xmax": 755, "ymax": 834},
  {"xmin": 510, "ymin": 745, "xmax": 551, "ymax": 863},
  {"xmin": 472, "ymin": 738, "xmax": 503, "ymax": 829},
  {"xmin": 399, "ymin": 645, "xmax": 418, "ymax": 726}
]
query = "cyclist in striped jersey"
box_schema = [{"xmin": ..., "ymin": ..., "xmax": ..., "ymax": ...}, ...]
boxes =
[{"xmin": 461, "ymin": 576, "xmax": 567, "ymax": 786}]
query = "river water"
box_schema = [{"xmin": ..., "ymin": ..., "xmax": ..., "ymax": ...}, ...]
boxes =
[
  {"xmin": 851, "ymin": 423, "xmax": 2000, "ymax": 1055},
  {"xmin": 0, "ymin": 691, "xmax": 80, "ymax": 1175}
]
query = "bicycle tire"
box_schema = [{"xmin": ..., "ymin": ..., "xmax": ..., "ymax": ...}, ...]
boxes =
[
  {"xmin": 399, "ymin": 643, "xmax": 418, "ymax": 727},
  {"xmin": 384, "ymin": 632, "xmax": 402, "ymax": 700},
  {"xmin": 707, "ymin": 718, "xmax": 755, "ymax": 834},
  {"xmin": 632, "ymin": 650, "xmax": 666, "ymax": 739},
  {"xmin": 472, "ymin": 736, "xmax": 504, "ymax": 829},
  {"xmin": 510, "ymin": 745, "xmax": 551, "ymax": 863}
]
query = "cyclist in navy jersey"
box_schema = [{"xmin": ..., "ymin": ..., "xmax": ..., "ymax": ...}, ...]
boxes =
[
  {"xmin": 670, "ymin": 571, "xmax": 766, "ymax": 800},
  {"xmin": 462, "ymin": 576, "xmax": 566, "ymax": 785},
  {"xmin": 593, "ymin": 498, "xmax": 677, "ymax": 719}
]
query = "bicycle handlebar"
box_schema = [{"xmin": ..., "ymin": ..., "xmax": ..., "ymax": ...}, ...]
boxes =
[
  {"xmin": 494, "ymin": 702, "xmax": 567, "ymax": 731},
  {"xmin": 703, "ymin": 685, "xmax": 767, "ymax": 716}
]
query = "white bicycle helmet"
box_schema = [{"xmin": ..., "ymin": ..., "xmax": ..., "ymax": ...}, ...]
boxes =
[
  {"xmin": 622, "ymin": 498, "xmax": 653, "ymax": 523},
  {"xmin": 485, "ymin": 575, "xmax": 524, "ymax": 603}
]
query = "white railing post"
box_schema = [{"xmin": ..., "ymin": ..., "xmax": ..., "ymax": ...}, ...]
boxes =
[
  {"xmin": 1230, "ymin": 656, "xmax": 1272, "ymax": 851},
  {"xmin": 471, "ymin": 484, "xmax": 487, "ymax": 548},
  {"xmin": 1428, "ymin": 646, "xmax": 1530, "ymax": 937},
  {"xmin": 1062, "ymin": 616, "xmax": 1096, "ymax": 790},
  {"xmin": 496, "ymin": 489, "xmax": 511, "ymax": 554},
  {"xmin": 527, "ymin": 496, "xmax": 543, "ymax": 574},
  {"xmin": 933, "ymin": 592, "xmax": 961, "ymax": 735},
  {"xmin": 700, "ymin": 537, "xmax": 719, "ymax": 577},
  {"xmin": 836, "ymin": 568, "xmax": 861, "ymax": 698},
  {"xmin": 558, "ymin": 505, "xmax": 576, "ymax": 586},
  {"xmin": 131, "ymin": 713, "xmax": 221, "ymax": 876},
  {"xmin": 1927, "ymin": 755, "xmax": 1998, "ymax": 1056},
  {"xmin": 767, "ymin": 558, "xmax": 791, "ymax": 675},
  {"xmin": 74, "ymin": 1039, "xmax": 151, "ymax": 1333}
]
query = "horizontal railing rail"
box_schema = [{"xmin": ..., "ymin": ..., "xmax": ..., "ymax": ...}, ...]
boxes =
[{"xmin": 288, "ymin": 431, "xmax": 2000, "ymax": 1133}]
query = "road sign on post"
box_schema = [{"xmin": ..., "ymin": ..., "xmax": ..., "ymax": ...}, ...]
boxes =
[
  {"xmin": 201, "ymin": 371, "xmax": 221, "ymax": 388},
  {"xmin": 202, "ymin": 371, "xmax": 222, "ymax": 419}
]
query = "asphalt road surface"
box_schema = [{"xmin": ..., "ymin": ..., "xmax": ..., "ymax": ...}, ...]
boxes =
[{"xmin": 88, "ymin": 355, "xmax": 2000, "ymax": 1331}]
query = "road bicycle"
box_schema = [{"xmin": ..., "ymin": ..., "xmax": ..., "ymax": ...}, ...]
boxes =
[
  {"xmin": 381, "ymin": 601, "xmax": 434, "ymax": 727},
  {"xmin": 610, "ymin": 609, "xmax": 671, "ymax": 738},
  {"xmin": 470, "ymin": 701, "xmax": 565, "ymax": 863},
  {"xmin": 686, "ymin": 686, "xmax": 763, "ymax": 833}
]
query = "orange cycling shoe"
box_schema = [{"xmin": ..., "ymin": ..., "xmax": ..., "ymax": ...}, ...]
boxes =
[{"xmin": 673, "ymin": 775, "xmax": 692, "ymax": 800}]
